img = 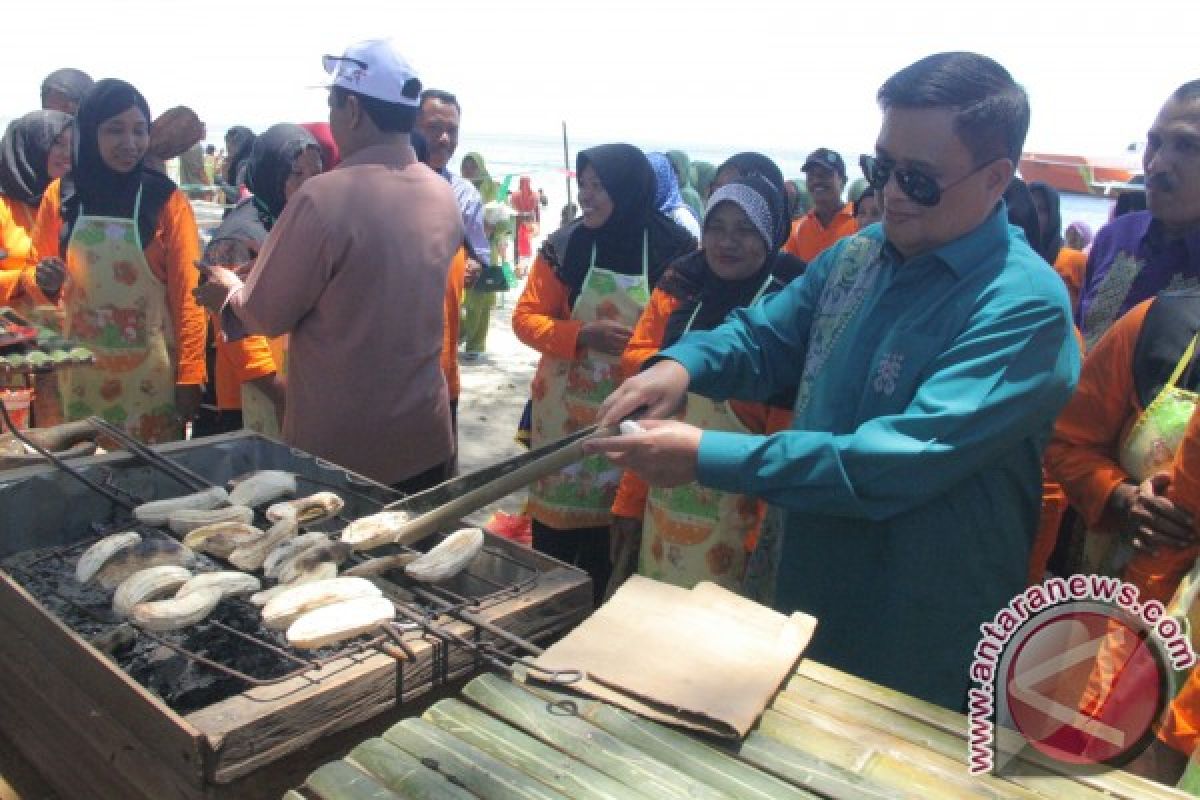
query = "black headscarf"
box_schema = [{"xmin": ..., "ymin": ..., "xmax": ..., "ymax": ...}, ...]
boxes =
[
  {"xmin": 245, "ymin": 123, "xmax": 319, "ymax": 221},
  {"xmin": 59, "ymin": 79, "xmax": 176, "ymax": 257},
  {"xmin": 224, "ymin": 126, "xmax": 256, "ymax": 186},
  {"xmin": 660, "ymin": 175, "xmax": 804, "ymax": 346},
  {"xmin": 0, "ymin": 110, "xmax": 73, "ymax": 207},
  {"xmin": 1028, "ymin": 181, "xmax": 1064, "ymax": 263},
  {"xmin": 541, "ymin": 143, "xmax": 696, "ymax": 304},
  {"xmin": 1002, "ymin": 178, "xmax": 1042, "ymax": 261},
  {"xmin": 715, "ymin": 152, "xmax": 786, "ymax": 195},
  {"xmin": 40, "ymin": 68, "xmax": 93, "ymax": 106}
]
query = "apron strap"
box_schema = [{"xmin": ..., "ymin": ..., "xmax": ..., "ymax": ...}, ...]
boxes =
[
  {"xmin": 683, "ymin": 271, "xmax": 775, "ymax": 335},
  {"xmin": 1167, "ymin": 332, "xmax": 1200, "ymax": 390}
]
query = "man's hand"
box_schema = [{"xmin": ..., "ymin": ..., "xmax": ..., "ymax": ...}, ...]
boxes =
[
  {"xmin": 35, "ymin": 257, "xmax": 67, "ymax": 296},
  {"xmin": 464, "ymin": 258, "xmax": 483, "ymax": 287},
  {"xmin": 577, "ymin": 320, "xmax": 633, "ymax": 356},
  {"xmin": 174, "ymin": 384, "xmax": 203, "ymax": 423},
  {"xmin": 606, "ymin": 515, "xmax": 643, "ymax": 600},
  {"xmin": 596, "ymin": 359, "xmax": 690, "ymax": 428},
  {"xmin": 1110, "ymin": 473, "xmax": 1197, "ymax": 554},
  {"xmin": 583, "ymin": 419, "xmax": 701, "ymax": 487},
  {"xmin": 192, "ymin": 264, "xmax": 242, "ymax": 314}
]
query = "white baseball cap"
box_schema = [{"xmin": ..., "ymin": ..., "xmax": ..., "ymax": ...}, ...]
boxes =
[{"xmin": 322, "ymin": 39, "xmax": 421, "ymax": 107}]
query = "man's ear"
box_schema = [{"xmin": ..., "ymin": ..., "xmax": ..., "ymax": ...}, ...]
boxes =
[{"xmin": 984, "ymin": 159, "xmax": 1015, "ymax": 196}]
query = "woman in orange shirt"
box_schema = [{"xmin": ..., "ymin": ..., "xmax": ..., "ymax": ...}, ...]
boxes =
[
  {"xmin": 196, "ymin": 123, "xmax": 322, "ymax": 438},
  {"xmin": 0, "ymin": 110, "xmax": 73, "ymax": 237},
  {"xmin": 513, "ymin": 143, "xmax": 695, "ymax": 604},
  {"xmin": 609, "ymin": 174, "xmax": 804, "ymax": 595},
  {"xmin": 30, "ymin": 79, "xmax": 206, "ymax": 443}
]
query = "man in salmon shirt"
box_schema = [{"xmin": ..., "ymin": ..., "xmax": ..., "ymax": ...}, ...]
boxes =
[{"xmin": 783, "ymin": 148, "xmax": 858, "ymax": 261}]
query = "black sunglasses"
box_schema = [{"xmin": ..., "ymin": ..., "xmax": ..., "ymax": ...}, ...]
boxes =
[{"xmin": 859, "ymin": 154, "xmax": 996, "ymax": 208}]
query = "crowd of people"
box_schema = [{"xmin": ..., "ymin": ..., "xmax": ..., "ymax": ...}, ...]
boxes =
[{"xmin": 3, "ymin": 39, "xmax": 1200, "ymax": 785}]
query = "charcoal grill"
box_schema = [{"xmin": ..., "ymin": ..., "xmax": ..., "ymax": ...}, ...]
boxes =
[{"xmin": 0, "ymin": 430, "xmax": 591, "ymax": 799}]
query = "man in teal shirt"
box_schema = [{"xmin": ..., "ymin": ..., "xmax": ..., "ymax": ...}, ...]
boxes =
[{"xmin": 591, "ymin": 52, "xmax": 1080, "ymax": 710}]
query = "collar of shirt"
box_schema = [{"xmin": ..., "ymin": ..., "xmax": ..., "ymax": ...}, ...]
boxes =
[
  {"xmin": 880, "ymin": 201, "xmax": 1010, "ymax": 279},
  {"xmin": 1143, "ymin": 212, "xmax": 1200, "ymax": 261},
  {"xmin": 806, "ymin": 202, "xmax": 854, "ymax": 229},
  {"xmin": 337, "ymin": 142, "xmax": 416, "ymax": 170}
]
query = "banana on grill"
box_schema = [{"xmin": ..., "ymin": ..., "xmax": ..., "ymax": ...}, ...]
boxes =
[
  {"xmin": 276, "ymin": 541, "xmax": 353, "ymax": 585},
  {"xmin": 182, "ymin": 522, "xmax": 264, "ymax": 558},
  {"xmin": 175, "ymin": 571, "xmax": 261, "ymax": 600},
  {"xmin": 228, "ymin": 518, "xmax": 299, "ymax": 572},
  {"xmin": 263, "ymin": 532, "xmax": 331, "ymax": 578},
  {"xmin": 133, "ymin": 486, "xmax": 229, "ymax": 526},
  {"xmin": 112, "ymin": 565, "xmax": 193, "ymax": 617},
  {"xmin": 94, "ymin": 539, "xmax": 198, "ymax": 590},
  {"xmin": 76, "ymin": 531, "xmax": 142, "ymax": 583},
  {"xmin": 167, "ymin": 505, "xmax": 255, "ymax": 536},
  {"xmin": 285, "ymin": 595, "xmax": 396, "ymax": 650},
  {"xmin": 266, "ymin": 492, "xmax": 344, "ymax": 526},
  {"xmin": 131, "ymin": 587, "xmax": 223, "ymax": 632},
  {"xmin": 405, "ymin": 527, "xmax": 485, "ymax": 583},
  {"xmin": 339, "ymin": 511, "xmax": 415, "ymax": 551},
  {"xmin": 228, "ymin": 470, "xmax": 297, "ymax": 508},
  {"xmin": 261, "ymin": 576, "xmax": 382, "ymax": 630}
]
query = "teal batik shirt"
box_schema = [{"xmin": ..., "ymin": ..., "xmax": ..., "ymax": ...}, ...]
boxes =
[{"xmin": 659, "ymin": 205, "xmax": 1080, "ymax": 710}]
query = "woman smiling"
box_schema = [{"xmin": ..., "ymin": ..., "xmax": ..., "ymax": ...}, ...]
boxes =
[
  {"xmin": 609, "ymin": 175, "xmax": 804, "ymax": 594},
  {"xmin": 30, "ymin": 79, "xmax": 206, "ymax": 443}
]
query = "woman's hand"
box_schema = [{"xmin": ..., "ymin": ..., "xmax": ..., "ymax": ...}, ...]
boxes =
[
  {"xmin": 578, "ymin": 320, "xmax": 633, "ymax": 356},
  {"xmin": 1110, "ymin": 473, "xmax": 1197, "ymax": 554},
  {"xmin": 35, "ymin": 257, "xmax": 67, "ymax": 297}
]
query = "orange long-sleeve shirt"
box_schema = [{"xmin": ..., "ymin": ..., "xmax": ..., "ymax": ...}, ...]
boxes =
[
  {"xmin": 441, "ymin": 247, "xmax": 466, "ymax": 400},
  {"xmin": 512, "ymin": 254, "xmax": 583, "ymax": 359},
  {"xmin": 1045, "ymin": 300, "xmax": 1151, "ymax": 530},
  {"xmin": 610, "ymin": 286, "xmax": 792, "ymax": 520},
  {"xmin": 0, "ymin": 195, "xmax": 38, "ymax": 238},
  {"xmin": 783, "ymin": 203, "xmax": 857, "ymax": 262},
  {"xmin": 0, "ymin": 198, "xmax": 34, "ymax": 273},
  {"xmin": 31, "ymin": 179, "xmax": 206, "ymax": 385},
  {"xmin": 211, "ymin": 320, "xmax": 277, "ymax": 410}
]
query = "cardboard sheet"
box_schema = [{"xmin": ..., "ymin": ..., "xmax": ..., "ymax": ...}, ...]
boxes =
[{"xmin": 531, "ymin": 575, "xmax": 816, "ymax": 738}]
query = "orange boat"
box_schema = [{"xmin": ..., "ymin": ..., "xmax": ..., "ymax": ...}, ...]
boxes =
[{"xmin": 1019, "ymin": 151, "xmax": 1142, "ymax": 196}]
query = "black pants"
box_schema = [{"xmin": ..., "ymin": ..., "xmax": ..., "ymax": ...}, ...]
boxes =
[
  {"xmin": 391, "ymin": 458, "xmax": 454, "ymax": 496},
  {"xmin": 191, "ymin": 408, "xmax": 243, "ymax": 438},
  {"xmin": 532, "ymin": 519, "xmax": 610, "ymax": 608}
]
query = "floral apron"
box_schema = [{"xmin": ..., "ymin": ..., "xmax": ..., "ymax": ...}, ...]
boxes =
[
  {"xmin": 240, "ymin": 336, "xmax": 286, "ymax": 439},
  {"xmin": 61, "ymin": 188, "xmax": 180, "ymax": 444},
  {"xmin": 1081, "ymin": 333, "xmax": 1200, "ymax": 576},
  {"xmin": 527, "ymin": 232, "xmax": 650, "ymax": 529},
  {"xmin": 639, "ymin": 275, "xmax": 773, "ymax": 591}
]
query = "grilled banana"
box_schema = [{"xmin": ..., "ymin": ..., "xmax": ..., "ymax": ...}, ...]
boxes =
[
  {"xmin": 175, "ymin": 571, "xmax": 261, "ymax": 600},
  {"xmin": 94, "ymin": 539, "xmax": 198, "ymax": 590},
  {"xmin": 266, "ymin": 492, "xmax": 344, "ymax": 525},
  {"xmin": 261, "ymin": 576, "xmax": 382, "ymax": 630},
  {"xmin": 263, "ymin": 532, "xmax": 331, "ymax": 578},
  {"xmin": 131, "ymin": 587, "xmax": 223, "ymax": 632},
  {"xmin": 339, "ymin": 511, "xmax": 416, "ymax": 551},
  {"xmin": 113, "ymin": 566, "xmax": 192, "ymax": 617},
  {"xmin": 249, "ymin": 565, "xmax": 336, "ymax": 606},
  {"xmin": 276, "ymin": 541, "xmax": 353, "ymax": 585},
  {"xmin": 228, "ymin": 518, "xmax": 299, "ymax": 572},
  {"xmin": 182, "ymin": 522, "xmax": 264, "ymax": 557},
  {"xmin": 286, "ymin": 595, "xmax": 395, "ymax": 650},
  {"xmin": 76, "ymin": 531, "xmax": 141, "ymax": 583},
  {"xmin": 133, "ymin": 487, "xmax": 229, "ymax": 526},
  {"xmin": 168, "ymin": 505, "xmax": 255, "ymax": 536},
  {"xmin": 228, "ymin": 470, "xmax": 297, "ymax": 508},
  {"xmin": 405, "ymin": 527, "xmax": 485, "ymax": 583}
]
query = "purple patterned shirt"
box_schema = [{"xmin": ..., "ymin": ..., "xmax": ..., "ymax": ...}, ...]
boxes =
[{"xmin": 1078, "ymin": 211, "xmax": 1200, "ymax": 348}]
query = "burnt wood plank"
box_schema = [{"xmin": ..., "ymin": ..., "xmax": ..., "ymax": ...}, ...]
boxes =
[
  {"xmin": 189, "ymin": 568, "xmax": 590, "ymax": 783},
  {"xmin": 0, "ymin": 572, "xmax": 207, "ymax": 789}
]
